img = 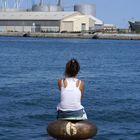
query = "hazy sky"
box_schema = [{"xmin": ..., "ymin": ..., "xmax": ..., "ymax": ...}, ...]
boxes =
[{"xmin": 2, "ymin": 0, "xmax": 140, "ymax": 28}]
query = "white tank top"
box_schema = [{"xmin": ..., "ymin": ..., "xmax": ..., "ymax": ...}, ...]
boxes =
[{"xmin": 57, "ymin": 78, "xmax": 83, "ymax": 111}]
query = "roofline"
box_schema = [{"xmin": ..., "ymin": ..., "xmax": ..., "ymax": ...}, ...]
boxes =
[
  {"xmin": 61, "ymin": 12, "xmax": 81, "ymax": 20},
  {"xmin": 0, "ymin": 11, "xmax": 80, "ymax": 21}
]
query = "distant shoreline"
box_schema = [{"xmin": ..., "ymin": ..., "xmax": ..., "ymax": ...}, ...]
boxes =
[{"xmin": 0, "ymin": 32, "xmax": 140, "ymax": 40}]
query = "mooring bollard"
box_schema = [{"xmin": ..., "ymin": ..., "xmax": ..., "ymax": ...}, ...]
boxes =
[{"xmin": 47, "ymin": 120, "xmax": 97, "ymax": 140}]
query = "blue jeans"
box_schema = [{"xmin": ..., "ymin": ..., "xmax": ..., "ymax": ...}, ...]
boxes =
[{"xmin": 57, "ymin": 108, "xmax": 87, "ymax": 120}]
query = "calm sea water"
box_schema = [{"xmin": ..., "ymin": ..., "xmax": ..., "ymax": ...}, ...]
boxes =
[{"xmin": 0, "ymin": 37, "xmax": 140, "ymax": 140}]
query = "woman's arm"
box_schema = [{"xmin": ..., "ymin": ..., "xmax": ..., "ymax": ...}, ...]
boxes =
[
  {"xmin": 58, "ymin": 79, "xmax": 62, "ymax": 91},
  {"xmin": 79, "ymin": 80, "xmax": 84, "ymax": 98}
]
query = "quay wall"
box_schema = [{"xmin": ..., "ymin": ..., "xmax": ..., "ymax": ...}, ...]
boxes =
[
  {"xmin": 0, "ymin": 32, "xmax": 140, "ymax": 40},
  {"xmin": 92, "ymin": 33, "xmax": 140, "ymax": 40},
  {"xmin": 0, "ymin": 32, "xmax": 93, "ymax": 39}
]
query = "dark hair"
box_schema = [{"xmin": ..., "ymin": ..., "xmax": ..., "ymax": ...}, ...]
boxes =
[{"xmin": 65, "ymin": 59, "xmax": 80, "ymax": 77}]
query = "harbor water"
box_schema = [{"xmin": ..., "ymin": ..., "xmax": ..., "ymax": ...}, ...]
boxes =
[{"xmin": 0, "ymin": 37, "xmax": 140, "ymax": 140}]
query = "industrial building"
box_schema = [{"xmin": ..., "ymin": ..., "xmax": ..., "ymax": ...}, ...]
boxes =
[{"xmin": 0, "ymin": 0, "xmax": 103, "ymax": 33}]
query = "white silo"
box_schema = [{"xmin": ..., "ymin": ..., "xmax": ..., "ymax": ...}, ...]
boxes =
[
  {"xmin": 48, "ymin": 0, "xmax": 64, "ymax": 12},
  {"xmin": 49, "ymin": 5, "xmax": 64, "ymax": 12},
  {"xmin": 74, "ymin": 4, "xmax": 96, "ymax": 17},
  {"xmin": 32, "ymin": 4, "xmax": 49, "ymax": 11},
  {"xmin": 32, "ymin": 0, "xmax": 64, "ymax": 12},
  {"xmin": 32, "ymin": 0, "xmax": 49, "ymax": 11}
]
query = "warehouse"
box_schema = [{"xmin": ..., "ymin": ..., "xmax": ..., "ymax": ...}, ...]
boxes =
[
  {"xmin": 0, "ymin": 11, "xmax": 76, "ymax": 32},
  {"xmin": 0, "ymin": 11, "xmax": 97, "ymax": 32},
  {"xmin": 61, "ymin": 15, "xmax": 90, "ymax": 32},
  {"xmin": 0, "ymin": 0, "xmax": 103, "ymax": 33}
]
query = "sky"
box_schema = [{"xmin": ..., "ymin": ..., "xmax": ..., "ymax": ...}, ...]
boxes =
[{"xmin": 1, "ymin": 0, "xmax": 140, "ymax": 28}]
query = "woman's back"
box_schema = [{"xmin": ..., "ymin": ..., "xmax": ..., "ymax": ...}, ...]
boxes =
[{"xmin": 57, "ymin": 78, "xmax": 83, "ymax": 111}]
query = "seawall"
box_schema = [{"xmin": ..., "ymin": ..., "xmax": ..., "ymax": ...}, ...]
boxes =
[
  {"xmin": 0, "ymin": 32, "xmax": 93, "ymax": 39},
  {"xmin": 0, "ymin": 32, "xmax": 140, "ymax": 40},
  {"xmin": 92, "ymin": 33, "xmax": 140, "ymax": 40}
]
